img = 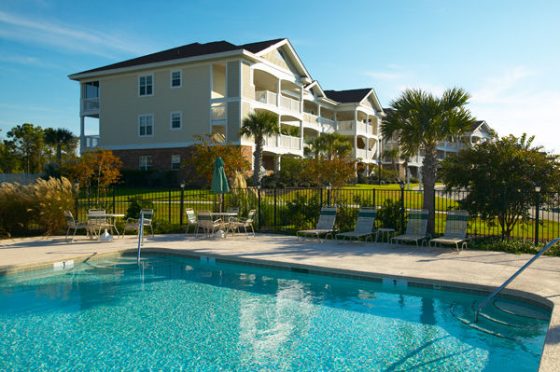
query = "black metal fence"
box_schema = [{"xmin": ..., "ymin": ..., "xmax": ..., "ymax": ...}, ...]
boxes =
[{"xmin": 76, "ymin": 187, "xmax": 560, "ymax": 242}]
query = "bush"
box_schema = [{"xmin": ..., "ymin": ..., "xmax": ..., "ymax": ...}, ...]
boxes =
[
  {"xmin": 0, "ymin": 177, "xmax": 74, "ymax": 237},
  {"xmin": 368, "ymin": 168, "xmax": 400, "ymax": 184},
  {"xmin": 377, "ymin": 198, "xmax": 406, "ymax": 232},
  {"xmin": 468, "ymin": 237, "xmax": 560, "ymax": 256},
  {"xmin": 285, "ymin": 194, "xmax": 321, "ymax": 229},
  {"xmin": 125, "ymin": 196, "xmax": 155, "ymax": 220}
]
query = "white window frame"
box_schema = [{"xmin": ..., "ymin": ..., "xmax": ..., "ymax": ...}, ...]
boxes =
[
  {"xmin": 170, "ymin": 111, "xmax": 182, "ymax": 130},
  {"xmin": 138, "ymin": 73, "xmax": 154, "ymax": 97},
  {"xmin": 171, "ymin": 154, "xmax": 181, "ymax": 170},
  {"xmin": 139, "ymin": 155, "xmax": 153, "ymax": 171},
  {"xmin": 170, "ymin": 70, "xmax": 182, "ymax": 88},
  {"xmin": 138, "ymin": 114, "xmax": 154, "ymax": 137}
]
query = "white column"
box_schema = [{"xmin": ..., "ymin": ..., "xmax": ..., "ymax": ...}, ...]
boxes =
[
  {"xmin": 365, "ymin": 138, "xmax": 369, "ymax": 161},
  {"xmin": 276, "ymin": 115, "xmax": 280, "ymax": 147},
  {"xmin": 276, "ymin": 79, "xmax": 281, "ymax": 107},
  {"xmin": 300, "ymin": 120, "xmax": 304, "ymax": 150},
  {"xmin": 299, "ymin": 86, "xmax": 304, "ymax": 113},
  {"xmin": 274, "ymin": 155, "xmax": 281, "ymax": 173}
]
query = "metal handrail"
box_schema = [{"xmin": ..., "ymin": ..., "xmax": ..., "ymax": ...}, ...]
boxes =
[
  {"xmin": 136, "ymin": 212, "xmax": 145, "ymax": 263},
  {"xmin": 474, "ymin": 237, "xmax": 560, "ymax": 322}
]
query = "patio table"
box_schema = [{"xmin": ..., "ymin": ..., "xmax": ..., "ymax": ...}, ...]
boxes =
[{"xmin": 87, "ymin": 213, "xmax": 125, "ymax": 238}]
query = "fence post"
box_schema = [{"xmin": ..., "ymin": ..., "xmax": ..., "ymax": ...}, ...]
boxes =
[
  {"xmin": 535, "ymin": 188, "xmax": 541, "ymax": 245},
  {"xmin": 257, "ymin": 187, "xmax": 262, "ymax": 231},
  {"xmin": 274, "ymin": 188, "xmax": 277, "ymax": 231},
  {"xmin": 179, "ymin": 185, "xmax": 185, "ymax": 227},
  {"xmin": 112, "ymin": 187, "xmax": 116, "ymax": 214},
  {"xmin": 168, "ymin": 189, "xmax": 172, "ymax": 223},
  {"xmin": 400, "ymin": 182, "xmax": 405, "ymax": 233},
  {"xmin": 320, "ymin": 187, "xmax": 323, "ymax": 207},
  {"xmin": 372, "ymin": 188, "xmax": 376, "ymax": 208}
]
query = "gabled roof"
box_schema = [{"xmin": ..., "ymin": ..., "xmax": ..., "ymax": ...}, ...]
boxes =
[
  {"xmin": 71, "ymin": 38, "xmax": 286, "ymax": 77},
  {"xmin": 324, "ymin": 88, "xmax": 372, "ymax": 103}
]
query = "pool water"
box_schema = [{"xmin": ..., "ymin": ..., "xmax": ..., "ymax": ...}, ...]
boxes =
[{"xmin": 0, "ymin": 254, "xmax": 550, "ymax": 370}]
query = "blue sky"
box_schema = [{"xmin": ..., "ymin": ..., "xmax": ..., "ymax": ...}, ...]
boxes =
[{"xmin": 1, "ymin": 0, "xmax": 559, "ymax": 151}]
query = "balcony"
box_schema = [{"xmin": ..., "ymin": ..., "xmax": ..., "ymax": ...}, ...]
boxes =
[
  {"xmin": 280, "ymin": 95, "xmax": 300, "ymax": 113},
  {"xmin": 81, "ymin": 97, "xmax": 99, "ymax": 116},
  {"xmin": 256, "ymin": 90, "xmax": 278, "ymax": 106},
  {"xmin": 84, "ymin": 135, "xmax": 100, "ymax": 149},
  {"xmin": 264, "ymin": 134, "xmax": 302, "ymax": 153},
  {"xmin": 303, "ymin": 112, "xmax": 320, "ymax": 131},
  {"xmin": 211, "ymin": 103, "xmax": 226, "ymax": 121},
  {"xmin": 337, "ymin": 120, "xmax": 375, "ymax": 137}
]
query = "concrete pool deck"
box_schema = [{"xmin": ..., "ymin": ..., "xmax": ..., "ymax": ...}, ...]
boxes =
[{"xmin": 1, "ymin": 233, "xmax": 559, "ymax": 371}]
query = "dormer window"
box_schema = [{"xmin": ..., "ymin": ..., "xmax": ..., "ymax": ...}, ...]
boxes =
[{"xmin": 139, "ymin": 74, "xmax": 153, "ymax": 96}]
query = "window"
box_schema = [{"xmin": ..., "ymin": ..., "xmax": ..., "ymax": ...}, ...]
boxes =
[
  {"xmin": 139, "ymin": 155, "xmax": 152, "ymax": 170},
  {"xmin": 139, "ymin": 74, "xmax": 153, "ymax": 96},
  {"xmin": 139, "ymin": 114, "xmax": 153, "ymax": 136},
  {"xmin": 170, "ymin": 70, "xmax": 181, "ymax": 88},
  {"xmin": 170, "ymin": 111, "xmax": 182, "ymax": 130},
  {"xmin": 171, "ymin": 154, "xmax": 181, "ymax": 170}
]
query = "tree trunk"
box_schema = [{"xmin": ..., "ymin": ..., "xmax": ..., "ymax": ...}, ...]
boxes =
[
  {"xmin": 422, "ymin": 147, "xmax": 437, "ymax": 235},
  {"xmin": 253, "ymin": 138, "xmax": 263, "ymax": 186}
]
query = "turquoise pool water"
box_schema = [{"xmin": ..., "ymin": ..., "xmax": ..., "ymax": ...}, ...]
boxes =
[{"xmin": 0, "ymin": 254, "xmax": 550, "ymax": 370}]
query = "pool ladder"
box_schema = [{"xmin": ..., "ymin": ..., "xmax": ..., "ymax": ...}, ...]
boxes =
[
  {"xmin": 474, "ymin": 236, "xmax": 560, "ymax": 322},
  {"xmin": 136, "ymin": 212, "xmax": 146, "ymax": 263}
]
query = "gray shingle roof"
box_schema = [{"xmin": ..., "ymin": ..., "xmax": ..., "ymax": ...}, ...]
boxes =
[
  {"xmin": 324, "ymin": 88, "xmax": 372, "ymax": 103},
  {"xmin": 75, "ymin": 38, "xmax": 285, "ymax": 75}
]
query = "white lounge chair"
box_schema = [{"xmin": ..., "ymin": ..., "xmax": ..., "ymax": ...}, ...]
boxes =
[
  {"xmin": 197, "ymin": 211, "xmax": 223, "ymax": 237},
  {"xmin": 228, "ymin": 209, "xmax": 256, "ymax": 236},
  {"xmin": 391, "ymin": 209, "xmax": 429, "ymax": 246},
  {"xmin": 336, "ymin": 208, "xmax": 377, "ymax": 242},
  {"xmin": 64, "ymin": 210, "xmax": 88, "ymax": 242},
  {"xmin": 429, "ymin": 210, "xmax": 469, "ymax": 251},
  {"xmin": 296, "ymin": 206, "xmax": 337, "ymax": 241}
]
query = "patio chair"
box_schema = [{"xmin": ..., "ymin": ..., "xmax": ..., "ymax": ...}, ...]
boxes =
[
  {"xmin": 391, "ymin": 209, "xmax": 429, "ymax": 246},
  {"xmin": 121, "ymin": 209, "xmax": 154, "ymax": 241},
  {"xmin": 296, "ymin": 206, "xmax": 337, "ymax": 242},
  {"xmin": 429, "ymin": 210, "xmax": 469, "ymax": 251},
  {"xmin": 228, "ymin": 209, "xmax": 256, "ymax": 237},
  {"xmin": 64, "ymin": 210, "xmax": 88, "ymax": 242},
  {"xmin": 197, "ymin": 211, "xmax": 223, "ymax": 237},
  {"xmin": 336, "ymin": 207, "xmax": 377, "ymax": 242},
  {"xmin": 87, "ymin": 209, "xmax": 113, "ymax": 238},
  {"xmin": 185, "ymin": 208, "xmax": 198, "ymax": 234}
]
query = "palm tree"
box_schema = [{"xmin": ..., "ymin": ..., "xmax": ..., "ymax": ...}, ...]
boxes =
[
  {"xmin": 44, "ymin": 128, "xmax": 77, "ymax": 166},
  {"xmin": 240, "ymin": 111, "xmax": 280, "ymax": 186},
  {"xmin": 382, "ymin": 88, "xmax": 476, "ymax": 234},
  {"xmin": 306, "ymin": 133, "xmax": 352, "ymax": 160}
]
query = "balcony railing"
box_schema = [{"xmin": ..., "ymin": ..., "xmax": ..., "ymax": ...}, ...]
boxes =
[
  {"xmin": 355, "ymin": 148, "xmax": 369, "ymax": 160},
  {"xmin": 303, "ymin": 112, "xmax": 319, "ymax": 125},
  {"xmin": 81, "ymin": 97, "xmax": 99, "ymax": 115},
  {"xmin": 255, "ymin": 90, "xmax": 277, "ymax": 106},
  {"xmin": 211, "ymin": 104, "xmax": 226, "ymax": 120},
  {"xmin": 338, "ymin": 120, "xmax": 376, "ymax": 136},
  {"xmin": 84, "ymin": 135, "xmax": 100, "ymax": 149},
  {"xmin": 280, "ymin": 95, "xmax": 300, "ymax": 112},
  {"xmin": 264, "ymin": 135, "xmax": 301, "ymax": 150}
]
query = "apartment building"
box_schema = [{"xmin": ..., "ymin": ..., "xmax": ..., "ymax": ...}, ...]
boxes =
[{"xmin": 69, "ymin": 38, "xmax": 384, "ymax": 174}]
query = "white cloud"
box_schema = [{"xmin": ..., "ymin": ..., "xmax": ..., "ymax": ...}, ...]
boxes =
[
  {"xmin": 0, "ymin": 10, "xmax": 151, "ymax": 58},
  {"xmin": 469, "ymin": 66, "xmax": 560, "ymax": 153}
]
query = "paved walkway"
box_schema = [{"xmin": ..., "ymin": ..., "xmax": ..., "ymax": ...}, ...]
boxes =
[{"xmin": 1, "ymin": 234, "xmax": 559, "ymax": 370}]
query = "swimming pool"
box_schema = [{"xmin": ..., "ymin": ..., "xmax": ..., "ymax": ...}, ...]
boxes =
[{"xmin": 0, "ymin": 254, "xmax": 550, "ymax": 370}]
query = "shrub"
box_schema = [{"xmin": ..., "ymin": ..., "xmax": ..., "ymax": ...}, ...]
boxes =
[
  {"xmin": 0, "ymin": 182, "xmax": 34, "ymax": 237},
  {"xmin": 125, "ymin": 196, "xmax": 155, "ymax": 220},
  {"xmin": 377, "ymin": 198, "xmax": 406, "ymax": 232},
  {"xmin": 32, "ymin": 177, "xmax": 74, "ymax": 235}
]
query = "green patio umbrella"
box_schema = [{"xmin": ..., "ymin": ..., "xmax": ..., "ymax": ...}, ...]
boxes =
[{"xmin": 211, "ymin": 157, "xmax": 230, "ymax": 211}]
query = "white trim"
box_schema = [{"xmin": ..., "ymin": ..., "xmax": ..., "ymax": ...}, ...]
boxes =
[
  {"xmin": 138, "ymin": 113, "xmax": 154, "ymax": 137},
  {"xmin": 104, "ymin": 141, "xmax": 196, "ymax": 150},
  {"xmin": 138, "ymin": 154, "xmax": 153, "ymax": 170},
  {"xmin": 209, "ymin": 64, "xmax": 213, "ymax": 133},
  {"xmin": 170, "ymin": 69, "xmax": 182, "ymax": 88},
  {"xmin": 170, "ymin": 154, "xmax": 181, "ymax": 170},
  {"xmin": 169, "ymin": 111, "xmax": 182, "ymax": 130},
  {"xmin": 138, "ymin": 73, "xmax": 154, "ymax": 97}
]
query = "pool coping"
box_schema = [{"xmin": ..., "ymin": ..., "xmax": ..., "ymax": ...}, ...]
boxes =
[{"xmin": 1, "ymin": 235, "xmax": 559, "ymax": 371}]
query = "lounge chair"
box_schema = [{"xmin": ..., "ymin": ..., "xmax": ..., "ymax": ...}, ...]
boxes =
[
  {"xmin": 336, "ymin": 208, "xmax": 377, "ymax": 242},
  {"xmin": 429, "ymin": 210, "xmax": 469, "ymax": 251},
  {"xmin": 296, "ymin": 206, "xmax": 337, "ymax": 241},
  {"xmin": 121, "ymin": 209, "xmax": 154, "ymax": 241},
  {"xmin": 391, "ymin": 209, "xmax": 429, "ymax": 246},
  {"xmin": 185, "ymin": 208, "xmax": 198, "ymax": 234},
  {"xmin": 228, "ymin": 209, "xmax": 256, "ymax": 236},
  {"xmin": 64, "ymin": 210, "xmax": 88, "ymax": 242}
]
